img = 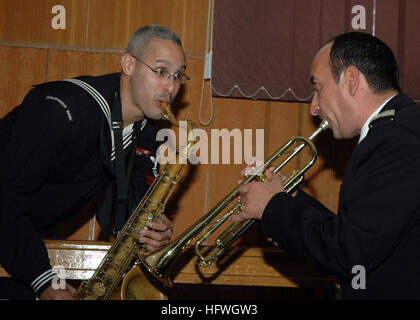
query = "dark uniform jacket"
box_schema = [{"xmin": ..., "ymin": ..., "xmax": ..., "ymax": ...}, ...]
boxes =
[
  {"xmin": 0, "ymin": 73, "xmax": 159, "ymax": 298},
  {"xmin": 261, "ymin": 93, "xmax": 420, "ymax": 299}
]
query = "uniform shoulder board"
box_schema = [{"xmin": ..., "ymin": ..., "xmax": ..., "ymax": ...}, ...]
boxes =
[{"xmin": 369, "ymin": 109, "xmax": 396, "ymax": 129}]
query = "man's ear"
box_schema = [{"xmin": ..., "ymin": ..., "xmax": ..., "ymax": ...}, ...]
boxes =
[
  {"xmin": 343, "ymin": 65, "xmax": 360, "ymax": 96},
  {"xmin": 121, "ymin": 53, "xmax": 136, "ymax": 76}
]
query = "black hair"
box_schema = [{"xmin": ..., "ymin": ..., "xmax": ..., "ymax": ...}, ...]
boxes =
[{"xmin": 328, "ymin": 32, "xmax": 401, "ymax": 94}]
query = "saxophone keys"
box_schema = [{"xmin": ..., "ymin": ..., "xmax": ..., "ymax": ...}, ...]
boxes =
[
  {"xmin": 105, "ymin": 268, "xmax": 118, "ymax": 280},
  {"xmin": 92, "ymin": 281, "xmax": 107, "ymax": 297},
  {"xmin": 113, "ymin": 252, "xmax": 127, "ymax": 266}
]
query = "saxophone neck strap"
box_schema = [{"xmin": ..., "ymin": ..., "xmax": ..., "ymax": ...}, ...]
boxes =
[{"xmin": 111, "ymin": 90, "xmax": 135, "ymax": 234}]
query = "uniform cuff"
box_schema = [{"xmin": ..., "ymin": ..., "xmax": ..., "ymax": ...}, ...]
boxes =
[{"xmin": 30, "ymin": 269, "xmax": 58, "ymax": 296}]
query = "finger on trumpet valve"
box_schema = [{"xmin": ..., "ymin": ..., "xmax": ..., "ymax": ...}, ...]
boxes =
[{"xmin": 237, "ymin": 198, "xmax": 242, "ymax": 211}]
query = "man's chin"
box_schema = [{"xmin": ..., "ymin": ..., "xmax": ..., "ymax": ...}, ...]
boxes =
[{"xmin": 147, "ymin": 111, "xmax": 163, "ymax": 120}]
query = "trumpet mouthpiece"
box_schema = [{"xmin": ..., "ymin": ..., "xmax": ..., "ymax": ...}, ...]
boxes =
[
  {"xmin": 319, "ymin": 119, "xmax": 329, "ymax": 131},
  {"xmin": 308, "ymin": 119, "xmax": 329, "ymax": 141}
]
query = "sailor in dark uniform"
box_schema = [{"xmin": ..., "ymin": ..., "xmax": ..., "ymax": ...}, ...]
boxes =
[
  {"xmin": 0, "ymin": 25, "xmax": 190, "ymax": 299},
  {"xmin": 234, "ymin": 32, "xmax": 420, "ymax": 299}
]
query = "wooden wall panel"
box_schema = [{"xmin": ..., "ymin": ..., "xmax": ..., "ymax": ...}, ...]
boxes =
[
  {"xmin": 87, "ymin": 0, "xmax": 151, "ymax": 50},
  {"xmin": 0, "ymin": 46, "xmax": 47, "ymax": 117},
  {"xmin": 46, "ymin": 50, "xmax": 114, "ymax": 81},
  {"xmin": 0, "ymin": 0, "xmax": 88, "ymax": 47},
  {"xmin": 0, "ymin": 0, "xmax": 208, "ymax": 54},
  {"xmin": 86, "ymin": 0, "xmax": 208, "ymax": 54},
  {"xmin": 182, "ymin": 0, "xmax": 210, "ymax": 55}
]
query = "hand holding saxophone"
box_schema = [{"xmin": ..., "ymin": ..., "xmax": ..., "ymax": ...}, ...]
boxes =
[
  {"xmin": 40, "ymin": 283, "xmax": 76, "ymax": 300},
  {"xmin": 138, "ymin": 214, "xmax": 174, "ymax": 252}
]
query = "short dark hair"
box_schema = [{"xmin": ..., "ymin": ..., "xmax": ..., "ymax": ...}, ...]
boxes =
[
  {"xmin": 125, "ymin": 24, "xmax": 183, "ymax": 58},
  {"xmin": 328, "ymin": 32, "xmax": 401, "ymax": 94}
]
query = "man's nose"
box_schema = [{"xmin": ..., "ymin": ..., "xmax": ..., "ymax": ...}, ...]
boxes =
[
  {"xmin": 310, "ymin": 91, "xmax": 320, "ymax": 116},
  {"xmin": 163, "ymin": 76, "xmax": 177, "ymax": 95}
]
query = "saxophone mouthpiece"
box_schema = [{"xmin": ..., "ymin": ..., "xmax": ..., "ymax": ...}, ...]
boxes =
[{"xmin": 160, "ymin": 102, "xmax": 171, "ymax": 120}]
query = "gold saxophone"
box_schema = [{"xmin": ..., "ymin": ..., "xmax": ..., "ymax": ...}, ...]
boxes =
[{"xmin": 74, "ymin": 103, "xmax": 198, "ymax": 300}]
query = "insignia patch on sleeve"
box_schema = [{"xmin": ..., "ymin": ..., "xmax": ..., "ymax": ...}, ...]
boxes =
[{"xmin": 46, "ymin": 96, "xmax": 73, "ymax": 122}]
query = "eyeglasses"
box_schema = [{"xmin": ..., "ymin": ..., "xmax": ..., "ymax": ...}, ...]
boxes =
[{"xmin": 130, "ymin": 54, "xmax": 190, "ymax": 85}]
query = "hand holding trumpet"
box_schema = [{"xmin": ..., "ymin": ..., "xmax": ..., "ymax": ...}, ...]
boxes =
[
  {"xmin": 230, "ymin": 120, "xmax": 329, "ymax": 224},
  {"xmin": 231, "ymin": 164, "xmax": 296, "ymax": 223}
]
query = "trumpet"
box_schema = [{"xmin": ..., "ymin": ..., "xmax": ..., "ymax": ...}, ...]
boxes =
[{"xmin": 139, "ymin": 120, "xmax": 329, "ymax": 286}]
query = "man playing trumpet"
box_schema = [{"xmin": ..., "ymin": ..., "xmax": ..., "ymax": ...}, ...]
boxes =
[{"xmin": 233, "ymin": 32, "xmax": 420, "ymax": 300}]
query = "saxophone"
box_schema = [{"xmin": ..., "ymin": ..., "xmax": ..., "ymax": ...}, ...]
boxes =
[{"xmin": 74, "ymin": 103, "xmax": 198, "ymax": 300}]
